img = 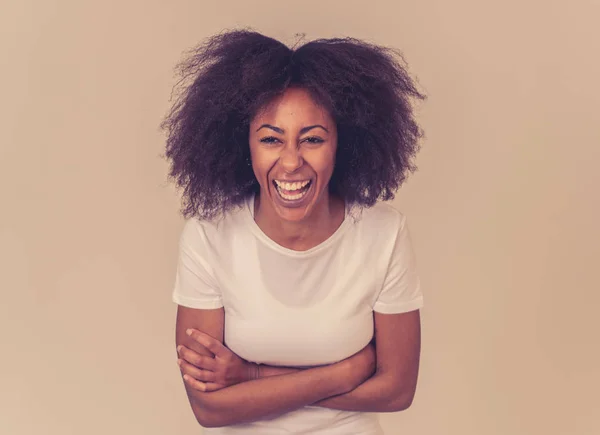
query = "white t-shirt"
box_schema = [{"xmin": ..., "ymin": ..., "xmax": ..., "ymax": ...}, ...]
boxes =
[{"xmin": 172, "ymin": 194, "xmax": 423, "ymax": 434}]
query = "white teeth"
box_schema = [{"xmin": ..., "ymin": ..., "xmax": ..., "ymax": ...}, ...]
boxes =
[
  {"xmin": 279, "ymin": 191, "xmax": 306, "ymax": 200},
  {"xmin": 274, "ymin": 180, "xmax": 310, "ymax": 191},
  {"xmin": 274, "ymin": 180, "xmax": 311, "ymax": 201}
]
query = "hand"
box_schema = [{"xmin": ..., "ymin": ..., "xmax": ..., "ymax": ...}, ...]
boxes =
[
  {"xmin": 344, "ymin": 341, "xmax": 377, "ymax": 390},
  {"xmin": 177, "ymin": 328, "xmax": 257, "ymax": 392}
]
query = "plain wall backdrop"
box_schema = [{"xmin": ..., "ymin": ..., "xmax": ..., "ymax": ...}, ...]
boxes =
[{"xmin": 1, "ymin": 0, "xmax": 599, "ymax": 434}]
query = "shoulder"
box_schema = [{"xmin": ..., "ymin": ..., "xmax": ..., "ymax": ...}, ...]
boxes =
[
  {"xmin": 179, "ymin": 201, "xmax": 249, "ymax": 249},
  {"xmin": 350, "ymin": 200, "xmax": 407, "ymax": 233},
  {"xmin": 342, "ymin": 201, "xmax": 409, "ymax": 257}
]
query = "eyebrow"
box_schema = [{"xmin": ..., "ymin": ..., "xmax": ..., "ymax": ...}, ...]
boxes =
[{"xmin": 256, "ymin": 124, "xmax": 329, "ymax": 134}]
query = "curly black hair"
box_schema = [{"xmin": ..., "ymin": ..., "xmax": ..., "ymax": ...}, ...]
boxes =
[{"xmin": 162, "ymin": 28, "xmax": 425, "ymax": 220}]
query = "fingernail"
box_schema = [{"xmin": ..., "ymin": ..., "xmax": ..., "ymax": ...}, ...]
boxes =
[
  {"xmin": 183, "ymin": 374, "xmax": 189, "ymax": 381},
  {"xmin": 186, "ymin": 329, "xmax": 192, "ymax": 336},
  {"xmin": 177, "ymin": 345, "xmax": 182, "ymax": 353},
  {"xmin": 177, "ymin": 359, "xmax": 182, "ymax": 366}
]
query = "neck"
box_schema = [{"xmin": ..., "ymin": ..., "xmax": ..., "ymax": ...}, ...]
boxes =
[{"xmin": 254, "ymin": 190, "xmax": 344, "ymax": 251}]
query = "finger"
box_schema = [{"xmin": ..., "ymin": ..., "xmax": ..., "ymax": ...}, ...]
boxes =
[
  {"xmin": 202, "ymin": 382, "xmax": 225, "ymax": 392},
  {"xmin": 177, "ymin": 345, "xmax": 218, "ymax": 371},
  {"xmin": 180, "ymin": 340, "xmax": 215, "ymax": 359},
  {"xmin": 178, "ymin": 359, "xmax": 216, "ymax": 382},
  {"xmin": 182, "ymin": 373, "xmax": 207, "ymax": 392},
  {"xmin": 186, "ymin": 329, "xmax": 227, "ymax": 357}
]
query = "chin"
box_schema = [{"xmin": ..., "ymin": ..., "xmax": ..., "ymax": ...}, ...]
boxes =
[{"xmin": 274, "ymin": 205, "xmax": 314, "ymax": 223}]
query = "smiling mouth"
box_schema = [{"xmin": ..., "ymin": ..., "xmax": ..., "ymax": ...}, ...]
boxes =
[{"xmin": 272, "ymin": 179, "xmax": 313, "ymax": 201}]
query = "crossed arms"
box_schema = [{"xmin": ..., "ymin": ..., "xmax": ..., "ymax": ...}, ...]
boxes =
[{"xmin": 174, "ymin": 305, "xmax": 421, "ymax": 428}]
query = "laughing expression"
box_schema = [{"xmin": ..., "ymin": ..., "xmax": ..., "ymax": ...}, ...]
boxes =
[{"xmin": 249, "ymin": 87, "xmax": 338, "ymax": 223}]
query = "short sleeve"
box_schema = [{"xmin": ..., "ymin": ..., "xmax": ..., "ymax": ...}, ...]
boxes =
[
  {"xmin": 373, "ymin": 214, "xmax": 424, "ymax": 314},
  {"xmin": 171, "ymin": 219, "xmax": 223, "ymax": 309}
]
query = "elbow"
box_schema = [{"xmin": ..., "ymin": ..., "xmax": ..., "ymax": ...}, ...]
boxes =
[
  {"xmin": 196, "ymin": 417, "xmax": 223, "ymax": 429},
  {"xmin": 194, "ymin": 411, "xmax": 219, "ymax": 429},
  {"xmin": 385, "ymin": 389, "xmax": 416, "ymax": 412},
  {"xmin": 191, "ymin": 397, "xmax": 225, "ymax": 428}
]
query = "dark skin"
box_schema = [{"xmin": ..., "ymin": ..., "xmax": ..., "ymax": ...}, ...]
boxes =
[
  {"xmin": 174, "ymin": 88, "xmax": 421, "ymax": 427},
  {"xmin": 249, "ymin": 86, "xmax": 345, "ymax": 251}
]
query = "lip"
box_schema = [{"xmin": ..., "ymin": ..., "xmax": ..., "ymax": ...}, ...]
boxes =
[
  {"xmin": 270, "ymin": 178, "xmax": 315, "ymax": 208},
  {"xmin": 273, "ymin": 179, "xmax": 312, "ymax": 183}
]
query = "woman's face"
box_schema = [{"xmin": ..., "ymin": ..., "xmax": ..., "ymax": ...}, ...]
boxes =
[{"xmin": 249, "ymin": 87, "xmax": 338, "ymax": 223}]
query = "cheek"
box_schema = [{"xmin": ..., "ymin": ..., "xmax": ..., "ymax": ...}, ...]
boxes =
[
  {"xmin": 251, "ymin": 161, "xmax": 267, "ymax": 182},
  {"xmin": 250, "ymin": 150, "xmax": 274, "ymax": 183},
  {"xmin": 313, "ymin": 149, "xmax": 337, "ymax": 179}
]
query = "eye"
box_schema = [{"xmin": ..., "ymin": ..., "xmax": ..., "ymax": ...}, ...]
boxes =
[
  {"xmin": 259, "ymin": 136, "xmax": 281, "ymax": 145},
  {"xmin": 303, "ymin": 137, "xmax": 325, "ymax": 145}
]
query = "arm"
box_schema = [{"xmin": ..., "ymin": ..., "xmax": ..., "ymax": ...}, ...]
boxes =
[
  {"xmin": 244, "ymin": 310, "xmax": 420, "ymax": 412},
  {"xmin": 314, "ymin": 309, "xmax": 421, "ymax": 412},
  {"xmin": 248, "ymin": 342, "xmax": 375, "ymax": 378},
  {"xmin": 179, "ymin": 310, "xmax": 420, "ymax": 414},
  {"xmin": 175, "ymin": 306, "xmax": 374, "ymax": 428}
]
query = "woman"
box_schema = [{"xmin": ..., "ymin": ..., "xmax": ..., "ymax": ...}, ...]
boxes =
[{"xmin": 163, "ymin": 29, "xmax": 425, "ymax": 434}]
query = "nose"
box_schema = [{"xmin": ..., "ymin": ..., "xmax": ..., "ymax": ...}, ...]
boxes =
[{"xmin": 280, "ymin": 145, "xmax": 303, "ymax": 173}]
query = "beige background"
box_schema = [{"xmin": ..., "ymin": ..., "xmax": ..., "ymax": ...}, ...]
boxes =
[{"xmin": 2, "ymin": 0, "xmax": 599, "ymax": 434}]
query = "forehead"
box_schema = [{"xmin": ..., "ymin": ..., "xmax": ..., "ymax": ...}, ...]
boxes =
[{"xmin": 252, "ymin": 88, "xmax": 333, "ymax": 125}]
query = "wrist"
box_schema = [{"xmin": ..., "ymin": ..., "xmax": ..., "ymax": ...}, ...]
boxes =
[
  {"xmin": 254, "ymin": 363, "xmax": 261, "ymax": 380},
  {"xmin": 245, "ymin": 361, "xmax": 260, "ymax": 382}
]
